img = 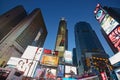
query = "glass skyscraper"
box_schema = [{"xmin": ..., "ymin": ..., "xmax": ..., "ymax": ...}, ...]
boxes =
[{"xmin": 74, "ymin": 21, "xmax": 108, "ymax": 75}]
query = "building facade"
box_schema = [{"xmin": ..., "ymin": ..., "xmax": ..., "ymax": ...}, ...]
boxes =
[
  {"xmin": 0, "ymin": 6, "xmax": 47, "ymax": 67},
  {"xmin": 74, "ymin": 22, "xmax": 109, "ymax": 75},
  {"xmin": 94, "ymin": 4, "xmax": 120, "ymax": 80},
  {"xmin": 94, "ymin": 4, "xmax": 120, "ymax": 54}
]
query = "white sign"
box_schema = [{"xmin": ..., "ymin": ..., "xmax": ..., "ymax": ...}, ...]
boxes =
[
  {"xmin": 7, "ymin": 57, "xmax": 38, "ymax": 77},
  {"xmin": 64, "ymin": 50, "xmax": 72, "ymax": 64},
  {"xmin": 21, "ymin": 46, "xmax": 43, "ymax": 60},
  {"xmin": 109, "ymin": 52, "xmax": 120, "ymax": 65}
]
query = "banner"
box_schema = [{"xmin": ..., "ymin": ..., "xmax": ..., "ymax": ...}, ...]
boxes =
[
  {"xmin": 40, "ymin": 55, "xmax": 59, "ymax": 67},
  {"xmin": 57, "ymin": 65, "xmax": 64, "ymax": 77},
  {"xmin": 21, "ymin": 46, "xmax": 43, "ymax": 60}
]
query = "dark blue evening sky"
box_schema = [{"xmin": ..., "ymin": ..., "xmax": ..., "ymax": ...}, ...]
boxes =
[{"xmin": 0, "ymin": 0, "xmax": 120, "ymax": 57}]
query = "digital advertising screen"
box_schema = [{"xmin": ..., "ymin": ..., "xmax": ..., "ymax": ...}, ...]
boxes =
[
  {"xmin": 100, "ymin": 72, "xmax": 107, "ymax": 80},
  {"xmin": 7, "ymin": 57, "xmax": 38, "ymax": 77},
  {"xmin": 33, "ymin": 67, "xmax": 46, "ymax": 79},
  {"xmin": 21, "ymin": 46, "xmax": 43, "ymax": 61},
  {"xmin": 0, "ymin": 68, "xmax": 11, "ymax": 80},
  {"xmin": 44, "ymin": 49, "xmax": 58, "ymax": 56},
  {"xmin": 45, "ymin": 68, "xmax": 56, "ymax": 80},
  {"xmin": 65, "ymin": 66, "xmax": 77, "ymax": 75},
  {"xmin": 40, "ymin": 55, "xmax": 59, "ymax": 67},
  {"xmin": 101, "ymin": 14, "xmax": 119, "ymax": 34},
  {"xmin": 43, "ymin": 49, "xmax": 52, "ymax": 54},
  {"xmin": 64, "ymin": 51, "xmax": 73, "ymax": 64},
  {"xmin": 108, "ymin": 25, "xmax": 120, "ymax": 52},
  {"xmin": 57, "ymin": 65, "xmax": 64, "ymax": 77},
  {"xmin": 94, "ymin": 4, "xmax": 106, "ymax": 23}
]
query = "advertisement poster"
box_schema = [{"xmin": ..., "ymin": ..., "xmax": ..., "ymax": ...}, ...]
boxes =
[
  {"xmin": 40, "ymin": 55, "xmax": 59, "ymax": 67},
  {"xmin": 7, "ymin": 57, "xmax": 38, "ymax": 77},
  {"xmin": 65, "ymin": 66, "xmax": 77, "ymax": 75},
  {"xmin": 0, "ymin": 68, "xmax": 11, "ymax": 80},
  {"xmin": 21, "ymin": 46, "xmax": 43, "ymax": 61},
  {"xmin": 100, "ymin": 72, "xmax": 107, "ymax": 80},
  {"xmin": 45, "ymin": 68, "xmax": 56, "ymax": 80},
  {"xmin": 33, "ymin": 67, "xmax": 46, "ymax": 79},
  {"xmin": 44, "ymin": 49, "xmax": 58, "ymax": 56},
  {"xmin": 57, "ymin": 65, "xmax": 64, "ymax": 77},
  {"xmin": 95, "ymin": 9, "xmax": 106, "ymax": 23},
  {"xmin": 64, "ymin": 51, "xmax": 72, "ymax": 64},
  {"xmin": 108, "ymin": 25, "xmax": 120, "ymax": 52},
  {"xmin": 101, "ymin": 14, "xmax": 119, "ymax": 34}
]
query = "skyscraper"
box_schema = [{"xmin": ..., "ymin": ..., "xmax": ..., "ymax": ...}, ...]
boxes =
[
  {"xmin": 54, "ymin": 18, "xmax": 68, "ymax": 65},
  {"xmin": 74, "ymin": 21, "xmax": 109, "ymax": 75},
  {"xmin": 0, "ymin": 6, "xmax": 47, "ymax": 67},
  {"xmin": 0, "ymin": 5, "xmax": 27, "ymax": 42},
  {"xmin": 55, "ymin": 18, "xmax": 68, "ymax": 57}
]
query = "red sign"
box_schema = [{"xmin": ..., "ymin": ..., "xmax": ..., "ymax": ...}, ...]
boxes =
[{"xmin": 100, "ymin": 72, "xmax": 107, "ymax": 80}]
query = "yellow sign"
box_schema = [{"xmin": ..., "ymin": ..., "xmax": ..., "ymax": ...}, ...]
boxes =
[{"xmin": 41, "ymin": 55, "xmax": 59, "ymax": 67}]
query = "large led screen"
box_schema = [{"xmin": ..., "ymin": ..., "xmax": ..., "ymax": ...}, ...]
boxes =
[
  {"xmin": 65, "ymin": 66, "xmax": 77, "ymax": 76},
  {"xmin": 7, "ymin": 57, "xmax": 38, "ymax": 77},
  {"xmin": 64, "ymin": 51, "xmax": 72, "ymax": 64},
  {"xmin": 57, "ymin": 65, "xmax": 64, "ymax": 77},
  {"xmin": 33, "ymin": 67, "xmax": 46, "ymax": 79},
  {"xmin": 94, "ymin": 4, "xmax": 106, "ymax": 23},
  {"xmin": 40, "ymin": 55, "xmax": 59, "ymax": 67},
  {"xmin": 21, "ymin": 46, "xmax": 43, "ymax": 61},
  {"xmin": 101, "ymin": 14, "xmax": 119, "ymax": 34},
  {"xmin": 108, "ymin": 25, "xmax": 120, "ymax": 52},
  {"xmin": 44, "ymin": 49, "xmax": 58, "ymax": 56},
  {"xmin": 45, "ymin": 68, "xmax": 56, "ymax": 80}
]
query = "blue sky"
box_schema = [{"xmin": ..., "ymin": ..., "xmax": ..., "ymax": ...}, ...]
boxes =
[{"xmin": 0, "ymin": 0, "xmax": 120, "ymax": 57}]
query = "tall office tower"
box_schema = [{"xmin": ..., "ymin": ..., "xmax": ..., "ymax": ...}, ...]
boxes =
[
  {"xmin": 0, "ymin": 5, "xmax": 27, "ymax": 42},
  {"xmin": 0, "ymin": 7, "xmax": 47, "ymax": 67},
  {"xmin": 94, "ymin": 4, "xmax": 120, "ymax": 54},
  {"xmin": 55, "ymin": 18, "xmax": 68, "ymax": 56},
  {"xmin": 54, "ymin": 18, "xmax": 68, "ymax": 65},
  {"xmin": 74, "ymin": 22, "xmax": 109, "ymax": 75}
]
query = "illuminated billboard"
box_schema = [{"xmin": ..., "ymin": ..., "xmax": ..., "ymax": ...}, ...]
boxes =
[
  {"xmin": 94, "ymin": 4, "xmax": 106, "ymax": 23},
  {"xmin": 21, "ymin": 46, "xmax": 43, "ymax": 61},
  {"xmin": 7, "ymin": 57, "xmax": 38, "ymax": 77},
  {"xmin": 57, "ymin": 65, "xmax": 64, "ymax": 77},
  {"xmin": 101, "ymin": 14, "xmax": 119, "ymax": 34},
  {"xmin": 109, "ymin": 52, "xmax": 120, "ymax": 65},
  {"xmin": 43, "ymin": 49, "xmax": 58, "ymax": 56},
  {"xmin": 33, "ymin": 67, "xmax": 46, "ymax": 79},
  {"xmin": 100, "ymin": 72, "xmax": 107, "ymax": 80},
  {"xmin": 108, "ymin": 25, "xmax": 120, "ymax": 52},
  {"xmin": 45, "ymin": 68, "xmax": 56, "ymax": 80},
  {"xmin": 55, "ymin": 35, "xmax": 65, "ymax": 51},
  {"xmin": 64, "ymin": 51, "xmax": 72, "ymax": 64},
  {"xmin": 40, "ymin": 55, "xmax": 59, "ymax": 67},
  {"xmin": 65, "ymin": 65, "xmax": 77, "ymax": 77}
]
